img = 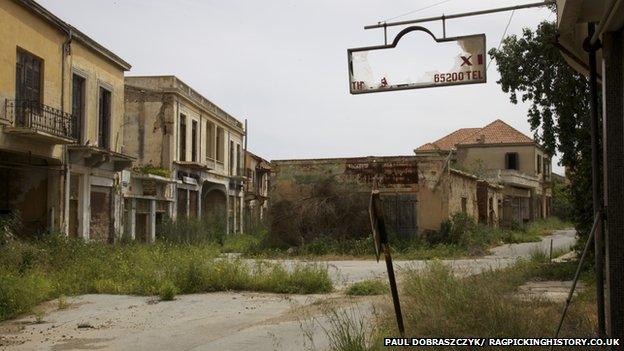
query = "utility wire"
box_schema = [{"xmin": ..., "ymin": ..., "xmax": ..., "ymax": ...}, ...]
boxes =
[
  {"xmin": 383, "ymin": 0, "xmax": 454, "ymax": 23},
  {"xmin": 487, "ymin": 9, "xmax": 515, "ymax": 71}
]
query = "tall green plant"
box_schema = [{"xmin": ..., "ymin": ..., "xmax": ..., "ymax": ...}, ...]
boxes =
[{"xmin": 489, "ymin": 21, "xmax": 597, "ymax": 249}]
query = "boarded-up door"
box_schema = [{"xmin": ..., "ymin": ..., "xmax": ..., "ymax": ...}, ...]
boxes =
[
  {"xmin": 382, "ymin": 193, "xmax": 417, "ymax": 240},
  {"xmin": 90, "ymin": 186, "xmax": 112, "ymax": 243}
]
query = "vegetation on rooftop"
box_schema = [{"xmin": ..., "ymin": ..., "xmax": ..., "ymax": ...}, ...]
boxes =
[{"xmin": 133, "ymin": 164, "xmax": 171, "ymax": 178}]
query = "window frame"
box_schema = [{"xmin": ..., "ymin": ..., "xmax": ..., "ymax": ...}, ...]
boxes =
[
  {"xmin": 179, "ymin": 114, "xmax": 187, "ymax": 162},
  {"xmin": 505, "ymin": 152, "xmax": 519, "ymax": 170},
  {"xmin": 97, "ymin": 85, "xmax": 112, "ymax": 149}
]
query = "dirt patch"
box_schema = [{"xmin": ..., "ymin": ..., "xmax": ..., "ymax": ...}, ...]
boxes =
[{"xmin": 51, "ymin": 337, "xmax": 114, "ymax": 351}]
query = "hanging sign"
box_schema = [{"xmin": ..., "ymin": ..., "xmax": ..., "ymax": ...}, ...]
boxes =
[{"xmin": 348, "ymin": 26, "xmax": 486, "ymax": 94}]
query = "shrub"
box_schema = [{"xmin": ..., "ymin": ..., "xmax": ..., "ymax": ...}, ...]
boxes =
[
  {"xmin": 159, "ymin": 280, "xmax": 178, "ymax": 301},
  {"xmin": 0, "ymin": 212, "xmax": 21, "ymax": 246},
  {"xmin": 269, "ymin": 178, "xmax": 370, "ymax": 247},
  {"xmin": 345, "ymin": 280, "xmax": 387, "ymax": 296},
  {"xmin": 157, "ymin": 216, "xmax": 226, "ymax": 244},
  {"xmin": 0, "ymin": 273, "xmax": 52, "ymax": 321}
]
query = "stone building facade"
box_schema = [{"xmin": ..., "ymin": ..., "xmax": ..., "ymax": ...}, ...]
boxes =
[
  {"xmin": 122, "ymin": 76, "xmax": 246, "ymax": 239},
  {"xmin": 243, "ymin": 151, "xmax": 270, "ymax": 231},
  {"xmin": 416, "ymin": 119, "xmax": 552, "ymax": 226}
]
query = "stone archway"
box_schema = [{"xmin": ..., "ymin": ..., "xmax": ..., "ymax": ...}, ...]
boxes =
[{"xmin": 201, "ymin": 183, "xmax": 227, "ymax": 231}]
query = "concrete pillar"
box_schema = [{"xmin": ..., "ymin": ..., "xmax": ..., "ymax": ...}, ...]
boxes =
[
  {"xmin": 80, "ymin": 174, "xmax": 90, "ymax": 240},
  {"xmin": 186, "ymin": 188, "xmax": 190, "ymax": 219},
  {"xmin": 602, "ymin": 30, "xmax": 624, "ymax": 346},
  {"xmin": 63, "ymin": 166, "xmax": 70, "ymax": 235},
  {"xmin": 128, "ymin": 198, "xmax": 136, "ymax": 240}
]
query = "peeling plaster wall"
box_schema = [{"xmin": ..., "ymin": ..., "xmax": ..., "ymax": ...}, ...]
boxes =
[
  {"xmin": 448, "ymin": 172, "xmax": 479, "ymax": 219},
  {"xmin": 124, "ymin": 86, "xmax": 173, "ymax": 168}
]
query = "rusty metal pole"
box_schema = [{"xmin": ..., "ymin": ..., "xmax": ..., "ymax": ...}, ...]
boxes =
[
  {"xmin": 370, "ymin": 190, "xmax": 405, "ymax": 337},
  {"xmin": 585, "ymin": 22, "xmax": 606, "ymax": 338}
]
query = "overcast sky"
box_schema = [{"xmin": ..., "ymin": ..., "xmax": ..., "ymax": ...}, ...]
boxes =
[{"xmin": 38, "ymin": 0, "xmax": 561, "ymax": 173}]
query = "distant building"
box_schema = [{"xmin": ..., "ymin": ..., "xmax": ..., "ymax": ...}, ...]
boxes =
[
  {"xmin": 271, "ymin": 156, "xmax": 502, "ymax": 241},
  {"xmin": 243, "ymin": 151, "xmax": 270, "ymax": 231},
  {"xmin": 416, "ymin": 119, "xmax": 552, "ymax": 225},
  {"xmin": 122, "ymin": 76, "xmax": 246, "ymax": 240}
]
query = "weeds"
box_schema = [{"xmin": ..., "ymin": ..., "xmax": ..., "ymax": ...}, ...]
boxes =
[
  {"xmin": 158, "ymin": 281, "xmax": 178, "ymax": 301},
  {"xmin": 345, "ymin": 280, "xmax": 387, "ymax": 296},
  {"xmin": 317, "ymin": 250, "xmax": 594, "ymax": 351},
  {"xmin": 57, "ymin": 295, "xmax": 69, "ymax": 310},
  {"xmin": 157, "ymin": 216, "xmax": 226, "ymax": 244},
  {"xmin": 0, "ymin": 235, "xmax": 333, "ymax": 321}
]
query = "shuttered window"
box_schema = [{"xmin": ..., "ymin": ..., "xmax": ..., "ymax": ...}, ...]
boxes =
[{"xmin": 15, "ymin": 48, "xmax": 43, "ymax": 103}]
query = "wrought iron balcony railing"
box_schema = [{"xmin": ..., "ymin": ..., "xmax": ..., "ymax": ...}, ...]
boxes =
[{"xmin": 4, "ymin": 99, "xmax": 79, "ymax": 141}]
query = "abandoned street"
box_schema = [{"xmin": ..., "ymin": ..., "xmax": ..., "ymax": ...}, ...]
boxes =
[
  {"xmin": 0, "ymin": 230, "xmax": 575, "ymax": 351},
  {"xmin": 3, "ymin": 0, "xmax": 624, "ymax": 349}
]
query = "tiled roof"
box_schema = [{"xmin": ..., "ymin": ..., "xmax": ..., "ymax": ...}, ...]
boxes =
[
  {"xmin": 416, "ymin": 119, "xmax": 534, "ymax": 151},
  {"xmin": 416, "ymin": 128, "xmax": 480, "ymax": 151}
]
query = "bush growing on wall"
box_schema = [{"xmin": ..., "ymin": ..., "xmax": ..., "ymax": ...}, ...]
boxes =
[{"xmin": 268, "ymin": 177, "xmax": 370, "ymax": 247}]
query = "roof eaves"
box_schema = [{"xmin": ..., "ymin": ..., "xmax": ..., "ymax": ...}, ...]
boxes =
[{"xmin": 14, "ymin": 0, "xmax": 131, "ymax": 71}]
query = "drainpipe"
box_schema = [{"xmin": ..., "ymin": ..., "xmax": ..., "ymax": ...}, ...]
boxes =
[{"xmin": 61, "ymin": 29, "xmax": 73, "ymax": 236}]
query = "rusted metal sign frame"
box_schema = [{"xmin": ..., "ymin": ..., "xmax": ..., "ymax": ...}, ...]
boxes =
[{"xmin": 347, "ymin": 26, "xmax": 486, "ymax": 94}]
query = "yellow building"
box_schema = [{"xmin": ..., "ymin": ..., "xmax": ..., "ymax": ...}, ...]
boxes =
[{"xmin": 0, "ymin": 0, "xmax": 132, "ymax": 240}]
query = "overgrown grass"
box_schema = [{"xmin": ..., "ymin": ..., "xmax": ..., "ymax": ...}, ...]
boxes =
[
  {"xmin": 321, "ymin": 255, "xmax": 596, "ymax": 351},
  {"xmin": 0, "ymin": 235, "xmax": 333, "ymax": 321},
  {"xmin": 235, "ymin": 216, "xmax": 571, "ymax": 261},
  {"xmin": 345, "ymin": 280, "xmax": 387, "ymax": 296}
]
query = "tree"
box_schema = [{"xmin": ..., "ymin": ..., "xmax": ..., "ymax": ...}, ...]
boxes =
[{"xmin": 489, "ymin": 21, "xmax": 598, "ymax": 247}]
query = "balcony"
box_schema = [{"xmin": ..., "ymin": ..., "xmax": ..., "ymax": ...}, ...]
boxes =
[
  {"xmin": 485, "ymin": 169, "xmax": 541, "ymax": 189},
  {"xmin": 3, "ymin": 99, "xmax": 78, "ymax": 144}
]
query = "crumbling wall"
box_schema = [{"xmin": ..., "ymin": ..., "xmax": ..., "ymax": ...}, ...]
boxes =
[
  {"xmin": 448, "ymin": 170, "xmax": 479, "ymax": 220},
  {"xmin": 124, "ymin": 86, "xmax": 174, "ymax": 168},
  {"xmin": 270, "ymin": 157, "xmax": 420, "ymax": 246}
]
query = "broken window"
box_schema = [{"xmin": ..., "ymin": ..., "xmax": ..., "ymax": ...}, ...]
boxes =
[
  {"xmin": 179, "ymin": 114, "xmax": 187, "ymax": 161},
  {"xmin": 98, "ymin": 87, "xmax": 111, "ymax": 149},
  {"xmin": 191, "ymin": 120, "xmax": 198, "ymax": 162},
  {"xmin": 505, "ymin": 152, "xmax": 519, "ymax": 170},
  {"xmin": 461, "ymin": 197, "xmax": 467, "ymax": 213}
]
